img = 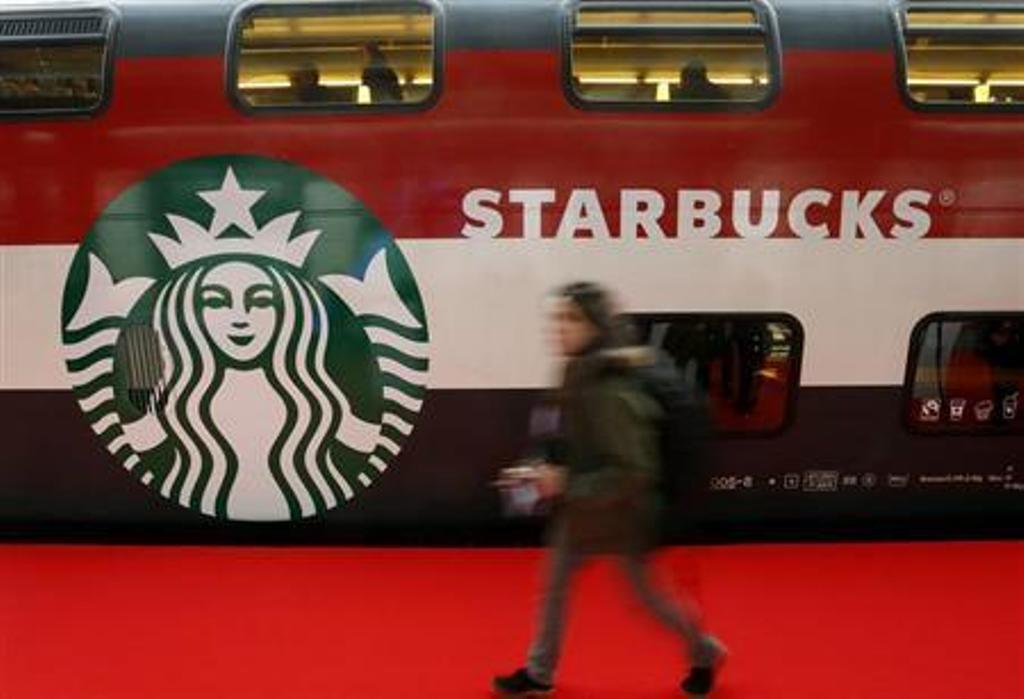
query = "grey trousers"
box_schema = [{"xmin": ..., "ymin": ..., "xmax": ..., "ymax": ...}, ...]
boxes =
[{"xmin": 526, "ymin": 527, "xmax": 714, "ymax": 684}]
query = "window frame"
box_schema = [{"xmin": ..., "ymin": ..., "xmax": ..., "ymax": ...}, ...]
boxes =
[
  {"xmin": 902, "ymin": 311, "xmax": 1024, "ymax": 436},
  {"xmin": 893, "ymin": 1, "xmax": 1024, "ymax": 113},
  {"xmin": 560, "ymin": 0, "xmax": 783, "ymax": 113},
  {"xmin": 628, "ymin": 311, "xmax": 804, "ymax": 438},
  {"xmin": 226, "ymin": 0, "xmax": 444, "ymax": 116},
  {"xmin": 0, "ymin": 6, "xmax": 118, "ymax": 120}
]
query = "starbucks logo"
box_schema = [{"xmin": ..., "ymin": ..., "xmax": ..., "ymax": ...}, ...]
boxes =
[{"xmin": 61, "ymin": 156, "xmax": 429, "ymax": 521}]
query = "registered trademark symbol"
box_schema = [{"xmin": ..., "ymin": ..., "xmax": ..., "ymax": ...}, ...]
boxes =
[{"xmin": 938, "ymin": 189, "xmax": 956, "ymax": 207}]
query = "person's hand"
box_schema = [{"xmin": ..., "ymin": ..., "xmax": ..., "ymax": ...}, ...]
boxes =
[
  {"xmin": 494, "ymin": 464, "xmax": 536, "ymax": 489},
  {"xmin": 535, "ymin": 464, "xmax": 567, "ymax": 499}
]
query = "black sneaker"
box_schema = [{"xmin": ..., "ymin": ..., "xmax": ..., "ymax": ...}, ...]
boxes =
[
  {"xmin": 681, "ymin": 665, "xmax": 715, "ymax": 697},
  {"xmin": 493, "ymin": 668, "xmax": 553, "ymax": 697},
  {"xmin": 681, "ymin": 636, "xmax": 727, "ymax": 697}
]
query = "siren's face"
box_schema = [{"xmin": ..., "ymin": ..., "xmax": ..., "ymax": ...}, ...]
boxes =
[{"xmin": 199, "ymin": 261, "xmax": 278, "ymax": 365}]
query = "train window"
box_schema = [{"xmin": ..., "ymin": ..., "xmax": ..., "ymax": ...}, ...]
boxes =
[
  {"xmin": 899, "ymin": 3, "xmax": 1024, "ymax": 108},
  {"xmin": 630, "ymin": 314, "xmax": 803, "ymax": 435},
  {"xmin": 906, "ymin": 314, "xmax": 1024, "ymax": 433},
  {"xmin": 0, "ymin": 12, "xmax": 113, "ymax": 116},
  {"xmin": 231, "ymin": 2, "xmax": 439, "ymax": 112},
  {"xmin": 565, "ymin": 0, "xmax": 779, "ymax": 109}
]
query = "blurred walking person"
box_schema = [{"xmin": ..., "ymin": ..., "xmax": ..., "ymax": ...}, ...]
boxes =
[{"xmin": 493, "ymin": 282, "xmax": 725, "ymax": 697}]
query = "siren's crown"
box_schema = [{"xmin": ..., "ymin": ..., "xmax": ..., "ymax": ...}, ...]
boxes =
[{"xmin": 149, "ymin": 167, "xmax": 321, "ymax": 269}]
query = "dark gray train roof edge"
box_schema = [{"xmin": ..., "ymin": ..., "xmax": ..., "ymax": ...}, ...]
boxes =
[{"xmin": 34, "ymin": 0, "xmax": 901, "ymax": 58}]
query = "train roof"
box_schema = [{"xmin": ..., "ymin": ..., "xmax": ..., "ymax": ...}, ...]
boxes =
[{"xmin": 1, "ymin": 0, "xmax": 899, "ymax": 57}]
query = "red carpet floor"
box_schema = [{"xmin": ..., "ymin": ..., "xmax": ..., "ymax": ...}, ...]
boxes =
[{"xmin": 1, "ymin": 541, "xmax": 1021, "ymax": 699}]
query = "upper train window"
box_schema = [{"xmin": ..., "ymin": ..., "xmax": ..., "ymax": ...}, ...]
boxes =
[
  {"xmin": 906, "ymin": 313, "xmax": 1024, "ymax": 434},
  {"xmin": 0, "ymin": 11, "xmax": 114, "ymax": 116},
  {"xmin": 630, "ymin": 313, "xmax": 803, "ymax": 435},
  {"xmin": 565, "ymin": 0, "xmax": 780, "ymax": 110},
  {"xmin": 898, "ymin": 2, "xmax": 1024, "ymax": 109},
  {"xmin": 230, "ymin": 1, "xmax": 440, "ymax": 113}
]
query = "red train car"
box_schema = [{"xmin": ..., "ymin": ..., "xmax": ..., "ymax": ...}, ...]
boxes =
[{"xmin": 0, "ymin": 0, "xmax": 1022, "ymax": 540}]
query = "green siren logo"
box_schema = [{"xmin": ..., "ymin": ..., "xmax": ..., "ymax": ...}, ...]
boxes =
[{"xmin": 61, "ymin": 156, "xmax": 429, "ymax": 521}]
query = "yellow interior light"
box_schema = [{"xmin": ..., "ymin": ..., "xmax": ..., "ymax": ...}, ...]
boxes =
[
  {"xmin": 578, "ymin": 75, "xmax": 641, "ymax": 85},
  {"xmin": 239, "ymin": 75, "xmax": 291, "ymax": 89},
  {"xmin": 246, "ymin": 13, "xmax": 432, "ymax": 42},
  {"xmin": 322, "ymin": 78, "xmax": 361, "ymax": 87},
  {"xmin": 907, "ymin": 10, "xmax": 1024, "ymax": 30},
  {"xmin": 577, "ymin": 9, "xmax": 757, "ymax": 28},
  {"xmin": 907, "ymin": 77, "xmax": 981, "ymax": 86},
  {"xmin": 714, "ymin": 76, "xmax": 756, "ymax": 85}
]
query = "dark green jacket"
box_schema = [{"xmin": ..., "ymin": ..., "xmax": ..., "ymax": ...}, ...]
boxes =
[{"xmin": 558, "ymin": 350, "xmax": 663, "ymax": 552}]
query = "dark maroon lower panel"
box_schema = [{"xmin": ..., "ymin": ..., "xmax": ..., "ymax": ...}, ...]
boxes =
[{"xmin": 1, "ymin": 387, "xmax": 1023, "ymax": 543}]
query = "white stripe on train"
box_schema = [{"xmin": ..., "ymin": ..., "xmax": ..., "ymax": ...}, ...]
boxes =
[{"xmin": 2, "ymin": 240, "xmax": 1023, "ymax": 391}]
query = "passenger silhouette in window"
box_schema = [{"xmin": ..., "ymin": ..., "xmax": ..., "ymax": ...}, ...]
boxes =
[
  {"xmin": 671, "ymin": 60, "xmax": 728, "ymax": 101},
  {"xmin": 70, "ymin": 77, "xmax": 95, "ymax": 102},
  {"xmin": 945, "ymin": 86, "xmax": 974, "ymax": 103},
  {"xmin": 361, "ymin": 42, "xmax": 403, "ymax": 104},
  {"xmin": 289, "ymin": 63, "xmax": 330, "ymax": 103},
  {"xmin": 720, "ymin": 320, "xmax": 769, "ymax": 416},
  {"xmin": 0, "ymin": 78, "xmax": 17, "ymax": 106},
  {"xmin": 662, "ymin": 320, "xmax": 719, "ymax": 393},
  {"xmin": 657, "ymin": 320, "xmax": 781, "ymax": 426}
]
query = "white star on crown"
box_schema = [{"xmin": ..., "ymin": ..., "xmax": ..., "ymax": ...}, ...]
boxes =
[{"xmin": 149, "ymin": 167, "xmax": 321, "ymax": 269}]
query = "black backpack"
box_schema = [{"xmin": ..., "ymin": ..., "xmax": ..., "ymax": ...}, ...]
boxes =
[{"xmin": 633, "ymin": 351, "xmax": 712, "ymax": 537}]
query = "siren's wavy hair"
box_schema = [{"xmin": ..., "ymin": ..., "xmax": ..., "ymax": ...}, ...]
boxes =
[{"xmin": 152, "ymin": 258, "xmax": 356, "ymax": 518}]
